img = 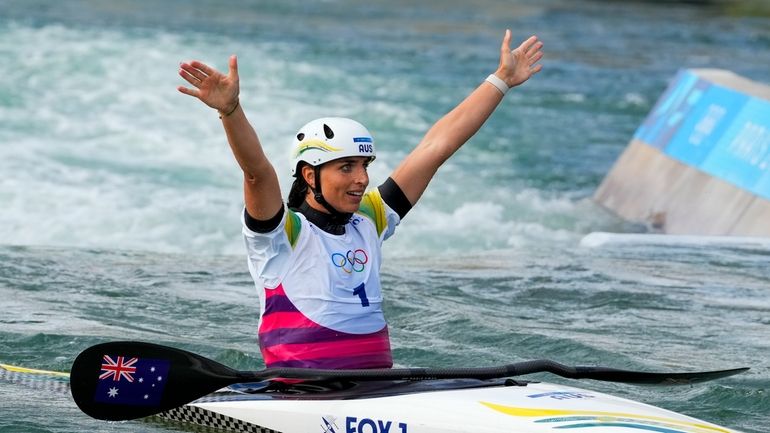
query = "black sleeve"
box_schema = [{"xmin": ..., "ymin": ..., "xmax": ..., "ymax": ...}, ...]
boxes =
[
  {"xmin": 378, "ymin": 177, "xmax": 412, "ymax": 219},
  {"xmin": 244, "ymin": 206, "xmax": 285, "ymax": 233}
]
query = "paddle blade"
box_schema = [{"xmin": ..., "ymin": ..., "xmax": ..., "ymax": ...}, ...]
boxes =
[
  {"xmin": 495, "ymin": 360, "xmax": 749, "ymax": 385},
  {"xmin": 572, "ymin": 366, "xmax": 751, "ymax": 385},
  {"xmin": 70, "ymin": 341, "xmax": 240, "ymax": 420}
]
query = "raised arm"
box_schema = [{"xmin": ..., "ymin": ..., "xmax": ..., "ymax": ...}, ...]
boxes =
[
  {"xmin": 390, "ymin": 30, "xmax": 543, "ymax": 205},
  {"xmin": 178, "ymin": 55, "xmax": 283, "ymax": 220}
]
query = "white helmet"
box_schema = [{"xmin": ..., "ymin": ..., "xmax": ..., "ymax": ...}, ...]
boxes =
[{"xmin": 290, "ymin": 117, "xmax": 375, "ymax": 176}]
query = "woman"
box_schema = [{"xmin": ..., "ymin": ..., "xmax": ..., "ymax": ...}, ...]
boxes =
[{"xmin": 178, "ymin": 30, "xmax": 543, "ymax": 369}]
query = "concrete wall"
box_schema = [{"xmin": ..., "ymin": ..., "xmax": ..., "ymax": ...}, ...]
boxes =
[{"xmin": 594, "ymin": 69, "xmax": 770, "ymax": 236}]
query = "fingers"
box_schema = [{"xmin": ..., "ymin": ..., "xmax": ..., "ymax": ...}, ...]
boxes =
[
  {"xmin": 527, "ymin": 41, "xmax": 544, "ymax": 60},
  {"xmin": 228, "ymin": 55, "xmax": 239, "ymax": 81},
  {"xmin": 177, "ymin": 56, "xmax": 240, "ymax": 109},
  {"xmin": 513, "ymin": 35, "xmax": 543, "ymax": 70},
  {"xmin": 177, "ymin": 61, "xmax": 209, "ymax": 99},
  {"xmin": 529, "ymin": 49, "xmax": 544, "ymax": 66},
  {"xmin": 178, "ymin": 70, "xmax": 201, "ymax": 90},
  {"xmin": 517, "ymin": 35, "xmax": 539, "ymax": 53},
  {"xmin": 179, "ymin": 61, "xmax": 210, "ymax": 84},
  {"xmin": 189, "ymin": 60, "xmax": 217, "ymax": 77},
  {"xmin": 522, "ymin": 38, "xmax": 543, "ymax": 63},
  {"xmin": 177, "ymin": 85, "xmax": 200, "ymax": 98},
  {"xmin": 500, "ymin": 29, "xmax": 511, "ymax": 53},
  {"xmin": 178, "ymin": 57, "xmax": 238, "ymax": 87},
  {"xmin": 495, "ymin": 31, "xmax": 543, "ymax": 86}
]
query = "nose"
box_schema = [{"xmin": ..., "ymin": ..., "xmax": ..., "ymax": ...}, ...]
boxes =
[{"xmin": 354, "ymin": 165, "xmax": 369, "ymax": 186}]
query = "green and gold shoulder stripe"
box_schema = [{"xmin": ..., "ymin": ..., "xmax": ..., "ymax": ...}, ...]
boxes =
[
  {"xmin": 284, "ymin": 208, "xmax": 302, "ymax": 248},
  {"xmin": 356, "ymin": 189, "xmax": 388, "ymax": 236}
]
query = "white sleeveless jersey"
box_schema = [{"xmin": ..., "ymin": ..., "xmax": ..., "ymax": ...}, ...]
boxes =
[{"xmin": 242, "ymin": 189, "xmax": 401, "ymax": 368}]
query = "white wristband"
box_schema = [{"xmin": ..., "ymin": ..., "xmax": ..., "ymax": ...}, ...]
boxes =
[{"xmin": 485, "ymin": 74, "xmax": 509, "ymax": 95}]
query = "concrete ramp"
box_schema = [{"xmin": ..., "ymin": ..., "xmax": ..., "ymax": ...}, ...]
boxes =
[{"xmin": 594, "ymin": 69, "xmax": 770, "ymax": 236}]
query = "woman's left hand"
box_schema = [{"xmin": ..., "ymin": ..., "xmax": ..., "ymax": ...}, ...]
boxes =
[{"xmin": 496, "ymin": 30, "xmax": 543, "ymax": 88}]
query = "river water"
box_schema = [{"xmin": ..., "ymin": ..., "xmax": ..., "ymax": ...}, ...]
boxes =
[{"xmin": 1, "ymin": 1, "xmax": 769, "ymax": 432}]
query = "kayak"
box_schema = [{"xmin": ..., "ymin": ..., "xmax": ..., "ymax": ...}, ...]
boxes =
[
  {"xmin": 1, "ymin": 358, "xmax": 744, "ymax": 433},
  {"xmin": 63, "ymin": 341, "xmax": 750, "ymax": 433},
  {"xmin": 161, "ymin": 378, "xmax": 743, "ymax": 433}
]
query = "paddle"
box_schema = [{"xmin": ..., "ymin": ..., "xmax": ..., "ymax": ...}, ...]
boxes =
[{"xmin": 70, "ymin": 341, "xmax": 749, "ymax": 421}]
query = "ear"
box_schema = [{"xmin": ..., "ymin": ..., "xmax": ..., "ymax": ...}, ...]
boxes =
[{"xmin": 301, "ymin": 165, "xmax": 316, "ymax": 189}]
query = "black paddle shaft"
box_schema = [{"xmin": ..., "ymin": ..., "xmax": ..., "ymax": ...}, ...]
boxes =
[
  {"xmin": 70, "ymin": 341, "xmax": 749, "ymax": 421},
  {"xmin": 256, "ymin": 360, "xmax": 747, "ymax": 385}
]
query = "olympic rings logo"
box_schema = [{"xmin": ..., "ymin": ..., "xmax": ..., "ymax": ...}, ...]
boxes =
[{"xmin": 331, "ymin": 249, "xmax": 369, "ymax": 273}]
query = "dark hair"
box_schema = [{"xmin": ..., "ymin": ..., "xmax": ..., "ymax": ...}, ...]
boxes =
[{"xmin": 287, "ymin": 162, "xmax": 310, "ymax": 209}]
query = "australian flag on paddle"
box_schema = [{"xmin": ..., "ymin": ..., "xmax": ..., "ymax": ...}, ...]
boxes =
[{"xmin": 94, "ymin": 354, "xmax": 170, "ymax": 406}]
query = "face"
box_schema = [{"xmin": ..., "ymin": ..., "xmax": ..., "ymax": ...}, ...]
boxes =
[{"xmin": 303, "ymin": 157, "xmax": 370, "ymax": 213}]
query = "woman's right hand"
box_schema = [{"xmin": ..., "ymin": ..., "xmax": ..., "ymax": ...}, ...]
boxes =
[{"xmin": 178, "ymin": 55, "xmax": 240, "ymax": 115}]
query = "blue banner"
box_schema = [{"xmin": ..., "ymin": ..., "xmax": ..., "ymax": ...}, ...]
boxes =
[
  {"xmin": 635, "ymin": 69, "xmax": 770, "ymax": 200},
  {"xmin": 664, "ymin": 84, "xmax": 749, "ymax": 167},
  {"xmin": 634, "ymin": 70, "xmax": 707, "ymax": 150},
  {"xmin": 700, "ymin": 98, "xmax": 770, "ymax": 199}
]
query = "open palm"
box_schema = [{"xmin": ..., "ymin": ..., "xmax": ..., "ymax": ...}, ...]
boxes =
[
  {"xmin": 498, "ymin": 30, "xmax": 543, "ymax": 88},
  {"xmin": 178, "ymin": 55, "xmax": 240, "ymax": 113}
]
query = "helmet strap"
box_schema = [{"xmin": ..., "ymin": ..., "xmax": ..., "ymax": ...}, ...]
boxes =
[{"xmin": 307, "ymin": 165, "xmax": 353, "ymax": 226}]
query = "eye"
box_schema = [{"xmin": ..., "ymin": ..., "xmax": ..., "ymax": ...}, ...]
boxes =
[{"xmin": 296, "ymin": 133, "xmax": 305, "ymax": 141}]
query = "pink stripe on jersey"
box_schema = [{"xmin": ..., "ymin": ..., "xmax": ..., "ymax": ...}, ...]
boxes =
[
  {"xmin": 259, "ymin": 284, "xmax": 393, "ymax": 369},
  {"xmin": 261, "ymin": 333, "xmax": 392, "ymax": 366},
  {"xmin": 266, "ymin": 354, "xmax": 393, "ymax": 370},
  {"xmin": 264, "ymin": 283, "xmax": 292, "ymax": 302},
  {"xmin": 259, "ymin": 311, "xmax": 319, "ymax": 333}
]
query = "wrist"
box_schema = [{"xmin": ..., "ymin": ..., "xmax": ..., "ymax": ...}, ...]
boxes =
[
  {"xmin": 485, "ymin": 73, "xmax": 510, "ymax": 96},
  {"xmin": 218, "ymin": 99, "xmax": 240, "ymax": 119}
]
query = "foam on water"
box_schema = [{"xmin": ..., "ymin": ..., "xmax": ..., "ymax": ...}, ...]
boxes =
[
  {"xmin": 2, "ymin": 24, "xmax": 239, "ymax": 252},
  {"xmin": 0, "ymin": 20, "xmax": 626, "ymax": 257}
]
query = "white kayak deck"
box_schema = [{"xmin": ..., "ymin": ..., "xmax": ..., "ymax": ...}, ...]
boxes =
[{"xmin": 162, "ymin": 378, "xmax": 742, "ymax": 433}]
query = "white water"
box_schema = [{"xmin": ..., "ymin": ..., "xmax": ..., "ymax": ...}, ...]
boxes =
[{"xmin": 0, "ymin": 21, "xmax": 616, "ymax": 256}]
